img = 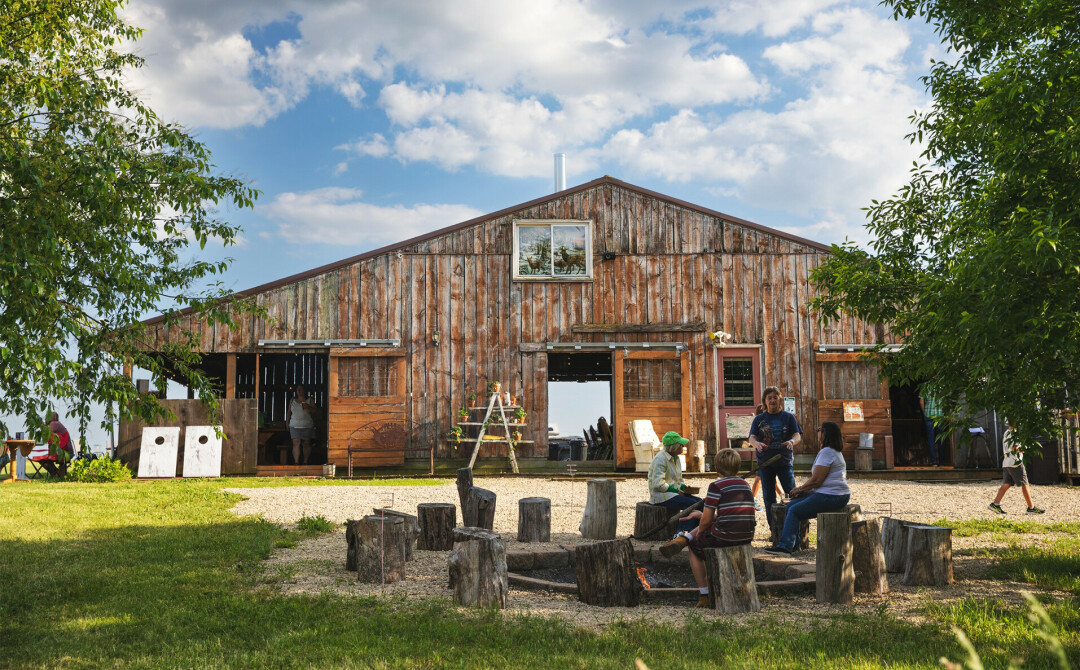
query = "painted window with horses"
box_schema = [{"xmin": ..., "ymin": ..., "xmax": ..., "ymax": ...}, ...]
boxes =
[{"xmin": 513, "ymin": 219, "xmax": 592, "ymax": 280}]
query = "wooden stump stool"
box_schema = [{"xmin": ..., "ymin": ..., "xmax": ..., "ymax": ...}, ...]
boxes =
[
  {"xmin": 579, "ymin": 478, "xmax": 617, "ymax": 540},
  {"xmin": 703, "ymin": 544, "xmax": 760, "ymax": 613},
  {"xmin": 517, "ymin": 497, "xmax": 551, "ymax": 542},
  {"xmin": 374, "ymin": 507, "xmax": 418, "ymax": 561},
  {"xmin": 351, "ymin": 514, "xmax": 407, "ymax": 584},
  {"xmin": 417, "ymin": 503, "xmax": 456, "ymax": 551},
  {"xmin": 634, "ymin": 502, "xmax": 671, "ymax": 541},
  {"xmin": 457, "ymin": 467, "xmax": 496, "ymax": 529},
  {"xmin": 880, "ymin": 517, "xmax": 910, "ymax": 573},
  {"xmin": 574, "ymin": 538, "xmax": 640, "ymax": 607},
  {"xmin": 770, "ymin": 502, "xmax": 810, "ymax": 550},
  {"xmin": 903, "ymin": 525, "xmax": 953, "ymax": 586},
  {"xmin": 816, "ymin": 512, "xmax": 854, "ymax": 604},
  {"xmin": 851, "ymin": 518, "xmax": 888, "ymax": 594},
  {"xmin": 448, "ymin": 527, "xmax": 507, "ymax": 608}
]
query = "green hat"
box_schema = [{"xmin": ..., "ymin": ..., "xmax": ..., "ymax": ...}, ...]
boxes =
[{"xmin": 662, "ymin": 431, "xmax": 689, "ymax": 447}]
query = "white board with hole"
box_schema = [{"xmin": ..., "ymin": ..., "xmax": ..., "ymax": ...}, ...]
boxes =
[
  {"xmin": 182, "ymin": 425, "xmax": 222, "ymax": 478},
  {"xmin": 137, "ymin": 427, "xmax": 180, "ymax": 478}
]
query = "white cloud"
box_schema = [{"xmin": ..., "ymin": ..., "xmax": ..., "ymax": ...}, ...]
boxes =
[{"xmin": 260, "ymin": 188, "xmax": 485, "ymax": 247}]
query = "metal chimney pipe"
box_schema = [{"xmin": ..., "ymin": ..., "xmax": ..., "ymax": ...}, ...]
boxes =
[{"xmin": 554, "ymin": 153, "xmax": 566, "ymax": 192}]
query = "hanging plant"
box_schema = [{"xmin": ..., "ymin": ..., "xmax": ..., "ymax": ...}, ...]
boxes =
[{"xmin": 447, "ymin": 426, "xmax": 463, "ymax": 444}]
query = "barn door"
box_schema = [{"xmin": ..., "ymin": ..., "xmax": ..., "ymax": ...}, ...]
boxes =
[
  {"xmin": 716, "ymin": 347, "xmax": 762, "ymax": 450},
  {"xmin": 327, "ymin": 348, "xmax": 407, "ymax": 467},
  {"xmin": 613, "ymin": 349, "xmax": 691, "ymax": 469},
  {"xmin": 814, "ymin": 352, "xmax": 891, "ymax": 458}
]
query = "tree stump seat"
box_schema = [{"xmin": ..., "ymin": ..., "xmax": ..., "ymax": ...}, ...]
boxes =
[
  {"xmin": 903, "ymin": 524, "xmax": 953, "ymax": 586},
  {"xmin": 633, "ymin": 502, "xmax": 672, "ymax": 541},
  {"xmin": 417, "ymin": 502, "xmax": 456, "ymax": 551},
  {"xmin": 517, "ymin": 497, "xmax": 551, "ymax": 542},
  {"xmin": 448, "ymin": 527, "xmax": 507, "ymax": 607},
  {"xmin": 574, "ymin": 538, "xmax": 640, "ymax": 607},
  {"xmin": 348, "ymin": 514, "xmax": 407, "ymax": 584},
  {"xmin": 579, "ymin": 478, "xmax": 617, "ymax": 540},
  {"xmin": 703, "ymin": 544, "xmax": 760, "ymax": 613}
]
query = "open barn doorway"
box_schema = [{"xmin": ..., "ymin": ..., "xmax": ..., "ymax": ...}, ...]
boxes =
[
  {"xmin": 257, "ymin": 352, "xmax": 328, "ymax": 466},
  {"xmin": 546, "ymin": 352, "xmax": 613, "ymax": 462}
]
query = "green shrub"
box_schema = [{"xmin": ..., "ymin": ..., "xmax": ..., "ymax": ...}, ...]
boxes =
[
  {"xmin": 68, "ymin": 456, "xmax": 133, "ymax": 483},
  {"xmin": 296, "ymin": 514, "xmax": 334, "ymax": 533}
]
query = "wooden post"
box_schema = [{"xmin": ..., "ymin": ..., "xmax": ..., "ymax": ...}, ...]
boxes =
[
  {"xmin": 225, "ymin": 354, "xmax": 236, "ymax": 399},
  {"xmin": 703, "ymin": 544, "xmax": 760, "ymax": 613},
  {"xmin": 880, "ymin": 517, "xmax": 910, "ymax": 573},
  {"xmin": 352, "ymin": 515, "xmax": 407, "ymax": 584},
  {"xmin": 816, "ymin": 512, "xmax": 854, "ymax": 604},
  {"xmin": 457, "ymin": 466, "xmax": 496, "ymax": 529},
  {"xmin": 456, "ymin": 467, "xmax": 473, "ymax": 511},
  {"xmin": 579, "ymin": 478, "xmax": 617, "ymax": 540},
  {"xmin": 373, "ymin": 508, "xmax": 419, "ymax": 561},
  {"xmin": 344, "ymin": 518, "xmax": 362, "ymax": 571},
  {"xmin": 517, "ymin": 497, "xmax": 551, "ymax": 542},
  {"xmin": 903, "ymin": 525, "xmax": 953, "ymax": 586},
  {"xmin": 851, "ymin": 518, "xmax": 888, "ymax": 594},
  {"xmin": 633, "ymin": 502, "xmax": 671, "ymax": 541},
  {"xmin": 447, "ymin": 527, "xmax": 507, "ymax": 608},
  {"xmin": 574, "ymin": 538, "xmax": 640, "ymax": 607},
  {"xmin": 770, "ymin": 502, "xmax": 809, "ymax": 550},
  {"xmin": 417, "ymin": 503, "xmax": 456, "ymax": 551}
]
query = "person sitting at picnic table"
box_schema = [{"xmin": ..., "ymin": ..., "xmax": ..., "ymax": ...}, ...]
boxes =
[
  {"xmin": 660, "ymin": 448, "xmax": 756, "ymax": 607},
  {"xmin": 647, "ymin": 431, "xmax": 702, "ymax": 535},
  {"xmin": 765, "ymin": 421, "xmax": 851, "ymax": 555},
  {"xmin": 38, "ymin": 412, "xmax": 74, "ymax": 478}
]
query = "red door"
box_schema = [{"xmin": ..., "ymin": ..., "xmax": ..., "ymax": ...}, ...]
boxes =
[{"xmin": 716, "ymin": 347, "xmax": 762, "ymax": 450}]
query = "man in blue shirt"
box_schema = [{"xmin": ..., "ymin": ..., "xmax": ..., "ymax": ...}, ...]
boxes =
[{"xmin": 748, "ymin": 386, "xmax": 802, "ymax": 530}]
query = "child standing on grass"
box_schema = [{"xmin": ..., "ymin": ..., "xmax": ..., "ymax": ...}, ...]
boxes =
[{"xmin": 988, "ymin": 423, "xmax": 1045, "ymax": 515}]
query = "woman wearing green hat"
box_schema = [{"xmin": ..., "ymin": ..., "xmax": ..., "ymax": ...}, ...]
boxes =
[{"xmin": 647, "ymin": 431, "xmax": 702, "ymax": 533}]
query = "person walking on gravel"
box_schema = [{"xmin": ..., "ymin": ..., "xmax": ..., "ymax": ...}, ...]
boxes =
[{"xmin": 988, "ymin": 423, "xmax": 1045, "ymax": 515}]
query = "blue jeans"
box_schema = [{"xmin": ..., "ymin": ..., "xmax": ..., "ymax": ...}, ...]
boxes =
[
  {"xmin": 777, "ymin": 492, "xmax": 850, "ymax": 551},
  {"xmin": 759, "ymin": 463, "xmax": 796, "ymax": 529},
  {"xmin": 924, "ymin": 417, "xmax": 940, "ymax": 465},
  {"xmin": 657, "ymin": 494, "xmax": 702, "ymax": 534}
]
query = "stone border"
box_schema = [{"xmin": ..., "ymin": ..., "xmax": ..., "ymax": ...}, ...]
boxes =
[{"xmin": 506, "ymin": 543, "xmax": 816, "ymax": 604}]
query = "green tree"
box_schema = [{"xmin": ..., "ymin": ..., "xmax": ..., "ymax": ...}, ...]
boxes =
[
  {"xmin": 810, "ymin": 0, "xmax": 1080, "ymax": 447},
  {"xmin": 0, "ymin": 0, "xmax": 258, "ymax": 444}
]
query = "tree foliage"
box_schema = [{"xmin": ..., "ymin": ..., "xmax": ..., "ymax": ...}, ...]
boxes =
[
  {"xmin": 0, "ymin": 0, "xmax": 258, "ymax": 443},
  {"xmin": 811, "ymin": 0, "xmax": 1080, "ymax": 446}
]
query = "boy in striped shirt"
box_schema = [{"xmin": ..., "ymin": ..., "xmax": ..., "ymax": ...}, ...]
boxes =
[{"xmin": 660, "ymin": 448, "xmax": 756, "ymax": 607}]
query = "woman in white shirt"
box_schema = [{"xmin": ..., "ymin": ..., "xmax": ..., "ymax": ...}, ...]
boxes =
[
  {"xmin": 287, "ymin": 385, "xmax": 316, "ymax": 465},
  {"xmin": 765, "ymin": 421, "xmax": 851, "ymax": 555}
]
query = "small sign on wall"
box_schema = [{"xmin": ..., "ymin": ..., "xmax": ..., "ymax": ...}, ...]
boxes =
[
  {"xmin": 843, "ymin": 402, "xmax": 865, "ymax": 422},
  {"xmin": 784, "ymin": 397, "xmax": 795, "ymax": 413}
]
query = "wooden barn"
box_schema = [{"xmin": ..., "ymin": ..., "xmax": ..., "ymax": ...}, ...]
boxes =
[{"xmin": 119, "ymin": 176, "xmax": 939, "ymax": 476}]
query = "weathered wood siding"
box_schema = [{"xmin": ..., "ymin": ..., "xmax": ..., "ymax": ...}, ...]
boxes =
[{"xmin": 145, "ymin": 181, "xmax": 896, "ymax": 465}]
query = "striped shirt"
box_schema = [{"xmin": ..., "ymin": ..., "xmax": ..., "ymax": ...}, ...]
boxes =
[{"xmin": 703, "ymin": 476, "xmax": 756, "ymax": 544}]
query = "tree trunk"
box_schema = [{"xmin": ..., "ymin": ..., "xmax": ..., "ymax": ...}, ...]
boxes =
[
  {"xmin": 703, "ymin": 544, "xmax": 760, "ymax": 613},
  {"xmin": 345, "ymin": 518, "xmax": 362, "ymax": 571},
  {"xmin": 578, "ymin": 478, "xmax": 617, "ymax": 540},
  {"xmin": 851, "ymin": 518, "xmax": 888, "ymax": 594},
  {"xmin": 574, "ymin": 538, "xmax": 640, "ymax": 607},
  {"xmin": 517, "ymin": 497, "xmax": 551, "ymax": 542},
  {"xmin": 352, "ymin": 514, "xmax": 407, "ymax": 584},
  {"xmin": 880, "ymin": 517, "xmax": 910, "ymax": 573},
  {"xmin": 417, "ymin": 502, "xmax": 456, "ymax": 551},
  {"xmin": 373, "ymin": 508, "xmax": 418, "ymax": 561},
  {"xmin": 633, "ymin": 502, "xmax": 671, "ymax": 541},
  {"xmin": 456, "ymin": 467, "xmax": 473, "ymax": 511},
  {"xmin": 816, "ymin": 512, "xmax": 854, "ymax": 604},
  {"xmin": 447, "ymin": 527, "xmax": 507, "ymax": 608},
  {"xmin": 770, "ymin": 502, "xmax": 809, "ymax": 550},
  {"xmin": 464, "ymin": 487, "xmax": 497, "ymax": 530},
  {"xmin": 903, "ymin": 525, "xmax": 953, "ymax": 586}
]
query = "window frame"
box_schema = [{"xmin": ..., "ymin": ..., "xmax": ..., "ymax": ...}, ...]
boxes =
[{"xmin": 512, "ymin": 219, "xmax": 593, "ymax": 281}]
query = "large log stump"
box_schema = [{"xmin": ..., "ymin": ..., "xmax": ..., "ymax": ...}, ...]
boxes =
[
  {"xmin": 816, "ymin": 512, "xmax": 854, "ymax": 604},
  {"xmin": 903, "ymin": 525, "xmax": 953, "ymax": 586},
  {"xmin": 517, "ymin": 497, "xmax": 551, "ymax": 542},
  {"xmin": 851, "ymin": 518, "xmax": 888, "ymax": 594},
  {"xmin": 634, "ymin": 502, "xmax": 672, "ymax": 541},
  {"xmin": 417, "ymin": 503, "xmax": 456, "ymax": 550},
  {"xmin": 457, "ymin": 466, "xmax": 496, "ymax": 529},
  {"xmin": 880, "ymin": 517, "xmax": 910, "ymax": 573},
  {"xmin": 373, "ymin": 508, "xmax": 419, "ymax": 561},
  {"xmin": 770, "ymin": 502, "xmax": 810, "ymax": 551},
  {"xmin": 574, "ymin": 538, "xmax": 640, "ymax": 607},
  {"xmin": 447, "ymin": 527, "xmax": 507, "ymax": 608},
  {"xmin": 579, "ymin": 478, "xmax": 617, "ymax": 540},
  {"xmin": 352, "ymin": 514, "xmax": 407, "ymax": 584},
  {"xmin": 703, "ymin": 544, "xmax": 760, "ymax": 613}
]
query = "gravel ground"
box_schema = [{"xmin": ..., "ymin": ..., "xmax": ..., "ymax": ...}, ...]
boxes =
[{"xmin": 228, "ymin": 476, "xmax": 1080, "ymax": 630}]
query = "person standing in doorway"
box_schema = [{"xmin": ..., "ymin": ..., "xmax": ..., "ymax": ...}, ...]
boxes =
[
  {"xmin": 748, "ymin": 386, "xmax": 801, "ymax": 528},
  {"xmin": 287, "ymin": 384, "xmax": 317, "ymax": 465},
  {"xmin": 919, "ymin": 385, "xmax": 943, "ymax": 466},
  {"xmin": 988, "ymin": 423, "xmax": 1046, "ymax": 515}
]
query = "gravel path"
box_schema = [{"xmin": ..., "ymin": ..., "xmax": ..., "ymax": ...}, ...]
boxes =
[{"xmin": 228, "ymin": 476, "xmax": 1080, "ymax": 630}]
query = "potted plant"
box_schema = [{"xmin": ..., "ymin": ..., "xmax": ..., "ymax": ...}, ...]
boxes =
[
  {"xmin": 457, "ymin": 406, "xmax": 469, "ymax": 420},
  {"xmin": 467, "ymin": 389, "xmax": 477, "ymax": 406},
  {"xmin": 511, "ymin": 429, "xmax": 523, "ymax": 442},
  {"xmin": 447, "ymin": 426, "xmax": 463, "ymax": 444},
  {"xmin": 488, "ymin": 380, "xmax": 501, "ymax": 394},
  {"xmin": 512, "ymin": 407, "xmax": 527, "ymax": 422}
]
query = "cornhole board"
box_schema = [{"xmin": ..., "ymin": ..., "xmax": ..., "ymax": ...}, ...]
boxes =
[
  {"xmin": 183, "ymin": 425, "xmax": 222, "ymax": 478},
  {"xmin": 138, "ymin": 427, "xmax": 180, "ymax": 478}
]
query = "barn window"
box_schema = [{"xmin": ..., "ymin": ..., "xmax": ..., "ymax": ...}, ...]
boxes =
[
  {"xmin": 337, "ymin": 358, "xmax": 397, "ymax": 397},
  {"xmin": 622, "ymin": 359, "xmax": 681, "ymax": 401},
  {"xmin": 513, "ymin": 220, "xmax": 592, "ymax": 280}
]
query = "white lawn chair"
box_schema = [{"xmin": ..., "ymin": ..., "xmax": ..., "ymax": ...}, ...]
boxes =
[{"xmin": 628, "ymin": 420, "xmax": 662, "ymax": 472}]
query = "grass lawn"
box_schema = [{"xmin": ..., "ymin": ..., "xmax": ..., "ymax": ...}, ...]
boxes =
[{"xmin": 0, "ymin": 480, "xmax": 1076, "ymax": 669}]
